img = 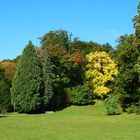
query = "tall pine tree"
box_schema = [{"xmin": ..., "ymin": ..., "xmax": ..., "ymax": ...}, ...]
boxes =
[
  {"xmin": 41, "ymin": 43, "xmax": 54, "ymax": 110},
  {"xmin": 11, "ymin": 41, "xmax": 43, "ymax": 113}
]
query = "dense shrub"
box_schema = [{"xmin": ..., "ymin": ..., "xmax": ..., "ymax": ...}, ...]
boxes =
[
  {"xmin": 135, "ymin": 106, "xmax": 140, "ymax": 115},
  {"xmin": 46, "ymin": 87, "xmax": 71, "ymax": 111},
  {"xmin": 70, "ymin": 84, "xmax": 93, "ymax": 105},
  {"xmin": 105, "ymin": 94, "xmax": 122, "ymax": 115},
  {"xmin": 126, "ymin": 102, "xmax": 140, "ymax": 115},
  {"xmin": 126, "ymin": 104, "xmax": 138, "ymax": 114}
]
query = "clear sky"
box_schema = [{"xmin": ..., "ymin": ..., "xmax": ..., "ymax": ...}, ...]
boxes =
[{"xmin": 0, "ymin": 0, "xmax": 139, "ymax": 60}]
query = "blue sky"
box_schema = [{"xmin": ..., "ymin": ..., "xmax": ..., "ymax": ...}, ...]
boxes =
[{"xmin": 0, "ymin": 0, "xmax": 139, "ymax": 60}]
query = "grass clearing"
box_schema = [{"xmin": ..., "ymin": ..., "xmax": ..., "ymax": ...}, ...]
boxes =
[{"xmin": 0, "ymin": 100, "xmax": 140, "ymax": 140}]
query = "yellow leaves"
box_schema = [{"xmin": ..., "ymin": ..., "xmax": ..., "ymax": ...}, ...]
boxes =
[
  {"xmin": 86, "ymin": 51, "xmax": 118, "ymax": 97},
  {"xmin": 94, "ymin": 86, "xmax": 111, "ymax": 97}
]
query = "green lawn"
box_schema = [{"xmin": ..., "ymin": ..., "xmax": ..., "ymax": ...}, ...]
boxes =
[{"xmin": 0, "ymin": 100, "xmax": 140, "ymax": 140}]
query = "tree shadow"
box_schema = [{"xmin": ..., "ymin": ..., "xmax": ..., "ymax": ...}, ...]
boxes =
[{"xmin": 0, "ymin": 115, "xmax": 8, "ymax": 118}]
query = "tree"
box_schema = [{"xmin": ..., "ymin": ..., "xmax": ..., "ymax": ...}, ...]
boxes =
[
  {"xmin": 85, "ymin": 51, "xmax": 118, "ymax": 97},
  {"xmin": 41, "ymin": 44, "xmax": 54, "ymax": 110},
  {"xmin": 12, "ymin": 55, "xmax": 21, "ymax": 64},
  {"xmin": 11, "ymin": 41, "xmax": 43, "ymax": 113},
  {"xmin": 133, "ymin": 2, "xmax": 140, "ymax": 39},
  {"xmin": 132, "ymin": 56, "xmax": 140, "ymax": 113},
  {"xmin": 110, "ymin": 2, "xmax": 140, "ymax": 112},
  {"xmin": 0, "ymin": 66, "xmax": 12, "ymax": 112},
  {"xmin": 40, "ymin": 29, "xmax": 72, "ymax": 51},
  {"xmin": 135, "ymin": 56, "xmax": 140, "ymax": 76},
  {"xmin": 70, "ymin": 84, "xmax": 93, "ymax": 105},
  {"xmin": 101, "ymin": 43, "xmax": 113, "ymax": 54},
  {"xmin": 112, "ymin": 35, "xmax": 140, "ymax": 111},
  {"xmin": 39, "ymin": 30, "xmax": 73, "ymax": 110},
  {"xmin": 0, "ymin": 61, "xmax": 16, "ymax": 81}
]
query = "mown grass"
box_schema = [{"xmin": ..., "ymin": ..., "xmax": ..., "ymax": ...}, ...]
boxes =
[{"xmin": 0, "ymin": 100, "xmax": 140, "ymax": 140}]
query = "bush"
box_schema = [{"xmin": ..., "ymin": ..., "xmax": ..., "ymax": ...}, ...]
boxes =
[
  {"xmin": 0, "ymin": 108, "xmax": 8, "ymax": 114},
  {"xmin": 70, "ymin": 84, "xmax": 93, "ymax": 105},
  {"xmin": 105, "ymin": 94, "xmax": 122, "ymax": 115},
  {"xmin": 135, "ymin": 107, "xmax": 140, "ymax": 115},
  {"xmin": 46, "ymin": 87, "xmax": 71, "ymax": 111},
  {"xmin": 126, "ymin": 104, "xmax": 138, "ymax": 114},
  {"xmin": 126, "ymin": 102, "xmax": 140, "ymax": 115},
  {"xmin": 135, "ymin": 101, "xmax": 140, "ymax": 114}
]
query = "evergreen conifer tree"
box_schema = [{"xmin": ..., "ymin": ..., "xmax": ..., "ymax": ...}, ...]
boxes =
[
  {"xmin": 41, "ymin": 44, "xmax": 54, "ymax": 110},
  {"xmin": 11, "ymin": 41, "xmax": 43, "ymax": 113}
]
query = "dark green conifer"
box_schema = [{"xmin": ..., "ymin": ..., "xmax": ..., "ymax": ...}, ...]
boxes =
[
  {"xmin": 11, "ymin": 41, "xmax": 43, "ymax": 113},
  {"xmin": 41, "ymin": 45, "xmax": 54, "ymax": 110}
]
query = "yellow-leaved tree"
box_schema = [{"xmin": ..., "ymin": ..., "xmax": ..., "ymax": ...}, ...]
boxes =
[{"xmin": 85, "ymin": 51, "xmax": 118, "ymax": 97}]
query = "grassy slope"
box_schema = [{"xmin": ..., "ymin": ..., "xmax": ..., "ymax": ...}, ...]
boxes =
[{"xmin": 0, "ymin": 100, "xmax": 140, "ymax": 140}]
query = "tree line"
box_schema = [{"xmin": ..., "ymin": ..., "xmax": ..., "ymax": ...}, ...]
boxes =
[{"xmin": 0, "ymin": 2, "xmax": 140, "ymax": 115}]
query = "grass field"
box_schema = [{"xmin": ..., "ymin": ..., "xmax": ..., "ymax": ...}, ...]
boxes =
[{"xmin": 0, "ymin": 100, "xmax": 140, "ymax": 140}]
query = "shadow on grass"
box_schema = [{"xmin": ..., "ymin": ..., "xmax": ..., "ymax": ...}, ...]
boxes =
[{"xmin": 0, "ymin": 115, "xmax": 8, "ymax": 118}]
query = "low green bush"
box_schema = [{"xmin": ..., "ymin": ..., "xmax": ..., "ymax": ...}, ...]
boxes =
[
  {"xmin": 0, "ymin": 108, "xmax": 8, "ymax": 114},
  {"xmin": 135, "ymin": 107, "xmax": 140, "ymax": 115},
  {"xmin": 126, "ymin": 102, "xmax": 140, "ymax": 115},
  {"xmin": 135, "ymin": 101, "xmax": 140, "ymax": 115},
  {"xmin": 126, "ymin": 104, "xmax": 138, "ymax": 114},
  {"xmin": 70, "ymin": 84, "xmax": 93, "ymax": 105},
  {"xmin": 136, "ymin": 106, "xmax": 140, "ymax": 115},
  {"xmin": 105, "ymin": 94, "xmax": 122, "ymax": 115}
]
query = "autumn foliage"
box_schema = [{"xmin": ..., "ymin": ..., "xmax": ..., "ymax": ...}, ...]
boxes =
[
  {"xmin": 0, "ymin": 61, "xmax": 16, "ymax": 81},
  {"xmin": 86, "ymin": 51, "xmax": 118, "ymax": 97}
]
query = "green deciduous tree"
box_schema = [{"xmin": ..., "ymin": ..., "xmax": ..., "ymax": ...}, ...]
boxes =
[
  {"xmin": 112, "ymin": 34, "xmax": 140, "ymax": 111},
  {"xmin": 11, "ymin": 41, "xmax": 43, "ymax": 113},
  {"xmin": 133, "ymin": 2, "xmax": 140, "ymax": 39},
  {"xmin": 111, "ymin": 2, "xmax": 140, "ymax": 112},
  {"xmin": 0, "ymin": 66, "xmax": 12, "ymax": 112},
  {"xmin": 133, "ymin": 56, "xmax": 140, "ymax": 113},
  {"xmin": 39, "ymin": 30, "xmax": 73, "ymax": 110},
  {"xmin": 135, "ymin": 56, "xmax": 140, "ymax": 84}
]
